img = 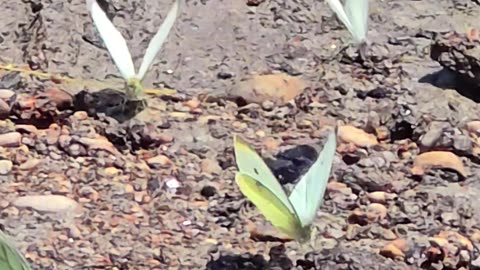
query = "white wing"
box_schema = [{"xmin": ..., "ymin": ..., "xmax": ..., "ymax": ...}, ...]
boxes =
[
  {"xmin": 137, "ymin": 0, "xmax": 180, "ymax": 80},
  {"xmin": 325, "ymin": 0, "xmax": 355, "ymax": 40},
  {"xmin": 86, "ymin": 0, "xmax": 136, "ymax": 80},
  {"xmin": 288, "ymin": 131, "xmax": 336, "ymax": 227},
  {"xmin": 345, "ymin": 0, "xmax": 369, "ymax": 43}
]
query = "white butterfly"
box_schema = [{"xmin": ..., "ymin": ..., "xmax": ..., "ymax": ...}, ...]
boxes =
[
  {"xmin": 85, "ymin": 0, "xmax": 179, "ymax": 98},
  {"xmin": 326, "ymin": 0, "xmax": 369, "ymax": 44}
]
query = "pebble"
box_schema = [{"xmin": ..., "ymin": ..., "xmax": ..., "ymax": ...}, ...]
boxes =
[
  {"xmin": 411, "ymin": 151, "xmax": 466, "ymax": 178},
  {"xmin": 233, "ymin": 73, "xmax": 306, "ymax": 105},
  {"xmin": 146, "ymin": 155, "xmax": 172, "ymax": 168},
  {"xmin": 0, "ymin": 159, "xmax": 13, "ymax": 174},
  {"xmin": 200, "ymin": 158, "xmax": 222, "ymax": 175},
  {"xmin": 366, "ymin": 203, "xmax": 388, "ymax": 221},
  {"xmin": 0, "ymin": 132, "xmax": 21, "ymax": 147},
  {"xmin": 420, "ymin": 122, "xmax": 445, "ymax": 148},
  {"xmin": 338, "ymin": 125, "xmax": 378, "ymax": 147},
  {"xmin": 13, "ymin": 195, "xmax": 79, "ymax": 213}
]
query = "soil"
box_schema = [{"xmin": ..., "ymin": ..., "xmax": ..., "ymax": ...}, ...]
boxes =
[{"xmin": 1, "ymin": 0, "xmax": 480, "ymax": 269}]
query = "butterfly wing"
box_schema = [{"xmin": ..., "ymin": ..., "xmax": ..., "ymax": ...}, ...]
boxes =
[
  {"xmin": 288, "ymin": 131, "xmax": 336, "ymax": 227},
  {"xmin": 86, "ymin": 0, "xmax": 136, "ymax": 80},
  {"xmin": 137, "ymin": 0, "xmax": 180, "ymax": 80},
  {"xmin": 236, "ymin": 173, "xmax": 304, "ymax": 240},
  {"xmin": 325, "ymin": 0, "xmax": 355, "ymax": 39},
  {"xmin": 0, "ymin": 231, "xmax": 31, "ymax": 270},
  {"xmin": 233, "ymin": 135, "xmax": 295, "ymax": 214},
  {"xmin": 345, "ymin": 0, "xmax": 369, "ymax": 43}
]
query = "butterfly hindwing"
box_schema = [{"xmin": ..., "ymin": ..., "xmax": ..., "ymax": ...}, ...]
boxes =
[
  {"xmin": 233, "ymin": 135, "xmax": 295, "ymax": 214},
  {"xmin": 236, "ymin": 173, "xmax": 303, "ymax": 240},
  {"xmin": 0, "ymin": 231, "xmax": 31, "ymax": 270},
  {"xmin": 87, "ymin": 0, "xmax": 136, "ymax": 80},
  {"xmin": 137, "ymin": 0, "xmax": 180, "ymax": 80},
  {"xmin": 288, "ymin": 131, "xmax": 337, "ymax": 227}
]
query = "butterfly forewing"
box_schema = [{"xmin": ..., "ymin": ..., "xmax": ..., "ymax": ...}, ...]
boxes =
[
  {"xmin": 288, "ymin": 131, "xmax": 337, "ymax": 227},
  {"xmin": 0, "ymin": 231, "xmax": 31, "ymax": 270},
  {"xmin": 236, "ymin": 173, "xmax": 304, "ymax": 240},
  {"xmin": 233, "ymin": 135, "xmax": 295, "ymax": 214},
  {"xmin": 345, "ymin": 0, "xmax": 369, "ymax": 43},
  {"xmin": 326, "ymin": 0, "xmax": 355, "ymax": 38},
  {"xmin": 87, "ymin": 0, "xmax": 136, "ymax": 81},
  {"xmin": 137, "ymin": 0, "xmax": 180, "ymax": 80}
]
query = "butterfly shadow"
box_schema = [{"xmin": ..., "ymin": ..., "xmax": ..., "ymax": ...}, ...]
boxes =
[
  {"xmin": 206, "ymin": 244, "xmax": 293, "ymax": 270},
  {"xmin": 72, "ymin": 88, "xmax": 147, "ymax": 123},
  {"xmin": 263, "ymin": 144, "xmax": 319, "ymax": 186},
  {"xmin": 419, "ymin": 68, "xmax": 480, "ymax": 103}
]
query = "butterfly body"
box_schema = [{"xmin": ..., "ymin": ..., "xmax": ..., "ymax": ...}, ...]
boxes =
[{"xmin": 86, "ymin": 0, "xmax": 179, "ymax": 99}]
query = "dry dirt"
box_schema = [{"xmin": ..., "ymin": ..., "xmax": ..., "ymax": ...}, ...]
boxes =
[{"xmin": 1, "ymin": 0, "xmax": 480, "ymax": 269}]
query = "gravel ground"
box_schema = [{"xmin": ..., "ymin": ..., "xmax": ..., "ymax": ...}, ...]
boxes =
[{"xmin": 1, "ymin": 0, "xmax": 480, "ymax": 269}]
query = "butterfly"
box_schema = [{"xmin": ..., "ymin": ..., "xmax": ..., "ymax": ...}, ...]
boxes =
[
  {"xmin": 0, "ymin": 230, "xmax": 31, "ymax": 270},
  {"xmin": 85, "ymin": 0, "xmax": 179, "ymax": 99},
  {"xmin": 326, "ymin": 0, "xmax": 369, "ymax": 44},
  {"xmin": 233, "ymin": 131, "xmax": 337, "ymax": 242}
]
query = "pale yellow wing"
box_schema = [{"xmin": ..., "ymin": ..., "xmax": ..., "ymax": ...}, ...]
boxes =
[{"xmin": 236, "ymin": 172, "xmax": 304, "ymax": 240}]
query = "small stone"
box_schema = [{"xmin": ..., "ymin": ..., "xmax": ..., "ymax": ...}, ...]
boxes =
[
  {"xmin": 367, "ymin": 191, "xmax": 397, "ymax": 204},
  {"xmin": 411, "ymin": 151, "xmax": 466, "ymax": 178},
  {"xmin": 0, "ymin": 132, "xmax": 21, "ymax": 147},
  {"xmin": 44, "ymin": 88, "xmax": 73, "ymax": 109},
  {"xmin": 146, "ymin": 155, "xmax": 172, "ymax": 168},
  {"xmin": 338, "ymin": 125, "xmax": 378, "ymax": 147},
  {"xmin": 366, "ymin": 203, "xmax": 388, "ymax": 221},
  {"xmin": 200, "ymin": 158, "xmax": 222, "ymax": 175},
  {"xmin": 0, "ymin": 89, "xmax": 15, "ymax": 100},
  {"xmin": 0, "ymin": 160, "xmax": 13, "ymax": 174},
  {"xmin": 104, "ymin": 167, "xmax": 119, "ymax": 176},
  {"xmin": 73, "ymin": 111, "xmax": 88, "ymax": 120},
  {"xmin": 13, "ymin": 195, "xmax": 79, "ymax": 213},
  {"xmin": 453, "ymin": 134, "xmax": 472, "ymax": 153},
  {"xmin": 232, "ymin": 73, "xmax": 306, "ymax": 105},
  {"xmin": 420, "ymin": 122, "xmax": 445, "ymax": 148},
  {"xmin": 125, "ymin": 184, "xmax": 134, "ymax": 193}
]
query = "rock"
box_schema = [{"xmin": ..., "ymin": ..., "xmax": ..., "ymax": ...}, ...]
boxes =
[
  {"xmin": 366, "ymin": 203, "xmax": 388, "ymax": 221},
  {"xmin": 0, "ymin": 132, "xmax": 21, "ymax": 147},
  {"xmin": 0, "ymin": 160, "xmax": 13, "ymax": 175},
  {"xmin": 420, "ymin": 122, "xmax": 445, "ymax": 148},
  {"xmin": 146, "ymin": 155, "xmax": 172, "ymax": 168},
  {"xmin": 13, "ymin": 195, "xmax": 79, "ymax": 213},
  {"xmin": 411, "ymin": 151, "xmax": 466, "ymax": 178},
  {"xmin": 338, "ymin": 125, "xmax": 378, "ymax": 147},
  {"xmin": 466, "ymin": 121, "xmax": 480, "ymax": 136},
  {"xmin": 453, "ymin": 134, "xmax": 472, "ymax": 153},
  {"xmin": 367, "ymin": 191, "xmax": 397, "ymax": 204},
  {"xmin": 380, "ymin": 239, "xmax": 408, "ymax": 259},
  {"xmin": 232, "ymin": 73, "xmax": 306, "ymax": 105},
  {"xmin": 200, "ymin": 158, "xmax": 222, "ymax": 175},
  {"xmin": 44, "ymin": 88, "xmax": 73, "ymax": 109}
]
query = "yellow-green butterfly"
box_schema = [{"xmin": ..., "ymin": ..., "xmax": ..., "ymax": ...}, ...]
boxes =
[
  {"xmin": 233, "ymin": 131, "xmax": 336, "ymax": 243},
  {"xmin": 0, "ymin": 230, "xmax": 31, "ymax": 270}
]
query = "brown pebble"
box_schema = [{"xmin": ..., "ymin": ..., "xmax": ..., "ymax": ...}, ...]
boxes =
[
  {"xmin": 367, "ymin": 191, "xmax": 397, "ymax": 204},
  {"xmin": 0, "ymin": 160, "xmax": 13, "ymax": 175},
  {"xmin": 44, "ymin": 88, "xmax": 73, "ymax": 109},
  {"xmin": 338, "ymin": 125, "xmax": 378, "ymax": 147},
  {"xmin": 0, "ymin": 132, "xmax": 21, "ymax": 147},
  {"xmin": 73, "ymin": 111, "xmax": 89, "ymax": 120},
  {"xmin": 366, "ymin": 203, "xmax": 388, "ymax": 221},
  {"xmin": 380, "ymin": 242, "xmax": 405, "ymax": 259},
  {"xmin": 147, "ymin": 155, "xmax": 172, "ymax": 168},
  {"xmin": 200, "ymin": 158, "xmax": 222, "ymax": 175}
]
